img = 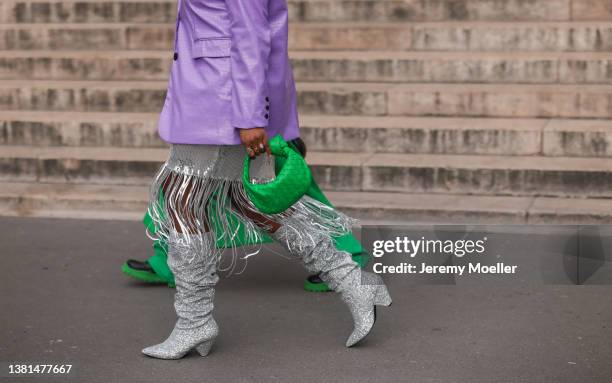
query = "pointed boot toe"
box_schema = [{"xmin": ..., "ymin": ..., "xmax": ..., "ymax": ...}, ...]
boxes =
[
  {"xmin": 343, "ymin": 273, "xmax": 392, "ymax": 347},
  {"xmin": 141, "ymin": 344, "xmax": 184, "ymax": 360},
  {"xmin": 345, "ymin": 307, "xmax": 376, "ymax": 347}
]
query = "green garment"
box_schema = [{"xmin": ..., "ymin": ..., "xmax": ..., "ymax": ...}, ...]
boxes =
[{"xmin": 143, "ymin": 146, "xmax": 368, "ymax": 285}]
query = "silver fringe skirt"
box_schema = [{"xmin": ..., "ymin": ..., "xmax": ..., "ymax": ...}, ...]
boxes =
[{"xmin": 147, "ymin": 144, "xmax": 356, "ymax": 274}]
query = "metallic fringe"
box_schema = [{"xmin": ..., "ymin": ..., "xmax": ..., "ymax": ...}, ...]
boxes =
[{"xmin": 146, "ymin": 150, "xmax": 356, "ymax": 276}]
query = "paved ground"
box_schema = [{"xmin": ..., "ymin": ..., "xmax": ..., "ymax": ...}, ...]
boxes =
[{"xmin": 1, "ymin": 217, "xmax": 612, "ymax": 383}]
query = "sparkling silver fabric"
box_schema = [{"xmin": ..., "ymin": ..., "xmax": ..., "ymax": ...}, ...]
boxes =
[
  {"xmin": 165, "ymin": 144, "xmax": 270, "ymax": 180},
  {"xmin": 271, "ymin": 221, "xmax": 392, "ymax": 347},
  {"xmin": 339, "ymin": 271, "xmax": 393, "ymax": 347},
  {"xmin": 142, "ymin": 232, "xmax": 219, "ymax": 359},
  {"xmin": 147, "ymin": 144, "xmax": 356, "ymax": 275}
]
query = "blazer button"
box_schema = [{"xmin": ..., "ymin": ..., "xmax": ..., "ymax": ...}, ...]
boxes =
[
  {"xmin": 173, "ymin": 52, "xmax": 178, "ymax": 61},
  {"xmin": 264, "ymin": 114, "xmax": 269, "ymax": 119},
  {"xmin": 265, "ymin": 97, "xmax": 270, "ymax": 103},
  {"xmin": 265, "ymin": 105, "xmax": 269, "ymax": 110}
]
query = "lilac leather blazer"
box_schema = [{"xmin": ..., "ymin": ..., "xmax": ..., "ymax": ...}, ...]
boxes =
[{"xmin": 158, "ymin": 0, "xmax": 300, "ymax": 145}]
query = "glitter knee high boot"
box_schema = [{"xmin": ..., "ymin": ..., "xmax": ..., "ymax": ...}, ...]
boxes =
[
  {"xmin": 271, "ymin": 224, "xmax": 392, "ymax": 347},
  {"xmin": 142, "ymin": 232, "xmax": 219, "ymax": 359}
]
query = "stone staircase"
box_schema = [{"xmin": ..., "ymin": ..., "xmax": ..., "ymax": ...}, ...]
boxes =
[{"xmin": 1, "ymin": 0, "xmax": 612, "ymax": 223}]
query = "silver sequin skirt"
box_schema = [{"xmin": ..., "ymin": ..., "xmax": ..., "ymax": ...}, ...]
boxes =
[{"xmin": 146, "ymin": 144, "xmax": 356, "ymax": 274}]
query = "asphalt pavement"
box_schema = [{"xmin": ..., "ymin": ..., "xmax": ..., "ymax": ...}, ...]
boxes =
[{"xmin": 1, "ymin": 217, "xmax": 612, "ymax": 383}]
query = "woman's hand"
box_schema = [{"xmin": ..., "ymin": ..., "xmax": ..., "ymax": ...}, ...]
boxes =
[{"xmin": 239, "ymin": 128, "xmax": 271, "ymax": 158}]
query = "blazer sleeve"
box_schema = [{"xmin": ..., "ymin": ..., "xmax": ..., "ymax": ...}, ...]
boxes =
[{"xmin": 226, "ymin": 0, "xmax": 271, "ymax": 129}]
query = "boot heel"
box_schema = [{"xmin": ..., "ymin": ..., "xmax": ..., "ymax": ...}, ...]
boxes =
[
  {"xmin": 195, "ymin": 339, "xmax": 214, "ymax": 357},
  {"xmin": 374, "ymin": 285, "xmax": 392, "ymax": 307}
]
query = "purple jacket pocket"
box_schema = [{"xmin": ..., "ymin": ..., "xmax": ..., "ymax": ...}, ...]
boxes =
[{"xmin": 192, "ymin": 37, "xmax": 231, "ymax": 59}]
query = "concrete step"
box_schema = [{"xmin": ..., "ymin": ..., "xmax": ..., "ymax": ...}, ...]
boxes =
[
  {"xmin": 406, "ymin": 22, "xmax": 612, "ymax": 52},
  {"xmin": 2, "ymin": 22, "xmax": 612, "ymax": 52},
  {"xmin": 308, "ymin": 151, "xmax": 612, "ymax": 198},
  {"xmin": 291, "ymin": 51, "xmax": 612, "ymax": 84},
  {"xmin": 2, "ymin": 181, "xmax": 612, "ymax": 224},
  {"xmin": 0, "ymin": 181, "xmax": 146, "ymax": 220},
  {"xmin": 0, "ymin": 22, "xmax": 177, "ymax": 51},
  {"xmin": 3, "ymin": 111, "xmax": 612, "ymax": 158},
  {"xmin": 2, "ymin": 145, "xmax": 612, "ymax": 198},
  {"xmin": 382, "ymin": 82, "xmax": 612, "ymax": 119},
  {"xmin": 288, "ymin": 0, "xmax": 608, "ymax": 23},
  {"xmin": 542, "ymin": 119, "xmax": 612, "ymax": 157},
  {"xmin": 3, "ymin": 50, "xmax": 612, "ymax": 84},
  {"xmin": 0, "ymin": 0, "xmax": 178, "ymax": 24},
  {"xmin": 0, "ymin": 80, "xmax": 167, "ymax": 113},
  {"xmin": 302, "ymin": 116, "xmax": 612, "ymax": 157},
  {"xmin": 0, "ymin": 145, "xmax": 166, "ymax": 186},
  {"xmin": 332, "ymin": 190, "xmax": 612, "ymax": 224},
  {"xmin": 2, "ymin": 80, "xmax": 611, "ymax": 119},
  {"xmin": 0, "ymin": 110, "xmax": 165, "ymax": 148},
  {"xmin": 2, "ymin": 0, "xmax": 608, "ymax": 24}
]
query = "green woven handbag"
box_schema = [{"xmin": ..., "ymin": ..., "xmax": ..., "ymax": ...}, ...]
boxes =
[{"xmin": 243, "ymin": 134, "xmax": 312, "ymax": 214}]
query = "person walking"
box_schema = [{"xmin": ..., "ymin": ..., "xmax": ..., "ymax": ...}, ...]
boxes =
[{"xmin": 141, "ymin": 0, "xmax": 391, "ymax": 359}]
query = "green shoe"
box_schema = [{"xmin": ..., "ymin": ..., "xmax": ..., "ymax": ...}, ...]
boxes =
[
  {"xmin": 303, "ymin": 274, "xmax": 332, "ymax": 292},
  {"xmin": 303, "ymin": 253, "xmax": 368, "ymax": 293},
  {"xmin": 121, "ymin": 260, "xmax": 175, "ymax": 288}
]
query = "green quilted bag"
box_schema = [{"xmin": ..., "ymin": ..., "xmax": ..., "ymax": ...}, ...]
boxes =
[{"xmin": 243, "ymin": 135, "xmax": 312, "ymax": 214}]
